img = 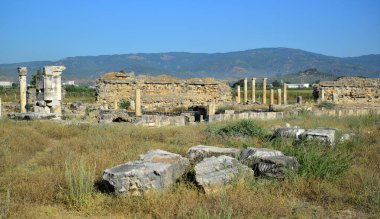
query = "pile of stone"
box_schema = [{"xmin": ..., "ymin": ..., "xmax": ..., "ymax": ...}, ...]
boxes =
[
  {"xmin": 102, "ymin": 145, "xmax": 298, "ymax": 195},
  {"xmin": 271, "ymin": 125, "xmax": 339, "ymax": 145}
]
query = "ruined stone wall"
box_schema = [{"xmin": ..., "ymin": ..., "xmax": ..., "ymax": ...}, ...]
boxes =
[
  {"xmin": 318, "ymin": 77, "xmax": 380, "ymax": 105},
  {"xmin": 96, "ymin": 72, "xmax": 233, "ymax": 111}
]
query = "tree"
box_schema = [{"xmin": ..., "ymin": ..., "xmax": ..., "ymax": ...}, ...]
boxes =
[
  {"xmin": 272, "ymin": 80, "xmax": 280, "ymax": 88},
  {"xmin": 30, "ymin": 69, "xmax": 43, "ymax": 87}
]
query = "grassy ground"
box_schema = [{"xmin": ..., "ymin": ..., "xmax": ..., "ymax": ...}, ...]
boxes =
[{"xmin": 0, "ymin": 113, "xmax": 379, "ymax": 218}]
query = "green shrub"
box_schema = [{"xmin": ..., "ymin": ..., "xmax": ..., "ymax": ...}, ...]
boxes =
[
  {"xmin": 119, "ymin": 100, "xmax": 130, "ymax": 110},
  {"xmin": 318, "ymin": 101, "xmax": 335, "ymax": 109},
  {"xmin": 63, "ymin": 158, "xmax": 96, "ymax": 208},
  {"xmin": 280, "ymin": 140, "xmax": 352, "ymax": 181},
  {"xmin": 206, "ymin": 120, "xmax": 267, "ymax": 138}
]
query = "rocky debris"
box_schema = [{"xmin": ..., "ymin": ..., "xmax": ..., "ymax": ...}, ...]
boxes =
[
  {"xmin": 239, "ymin": 147, "xmax": 298, "ymax": 179},
  {"xmin": 271, "ymin": 127, "xmax": 305, "ymax": 140},
  {"xmin": 194, "ymin": 155, "xmax": 253, "ymax": 193},
  {"xmin": 341, "ymin": 133, "xmax": 355, "ymax": 142},
  {"xmin": 251, "ymin": 156, "xmax": 299, "ymax": 178},
  {"xmin": 185, "ymin": 145, "xmax": 241, "ymax": 164},
  {"xmin": 300, "ymin": 128, "xmax": 337, "ymax": 144},
  {"xmin": 102, "ymin": 149, "xmax": 190, "ymax": 195},
  {"xmin": 8, "ymin": 112, "xmax": 61, "ymax": 120},
  {"xmin": 70, "ymin": 101, "xmax": 86, "ymax": 112}
]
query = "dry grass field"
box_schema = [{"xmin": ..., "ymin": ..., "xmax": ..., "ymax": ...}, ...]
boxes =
[{"xmin": 0, "ymin": 112, "xmax": 379, "ymax": 218}]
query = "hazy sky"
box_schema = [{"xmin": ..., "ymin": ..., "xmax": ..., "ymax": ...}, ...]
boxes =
[{"xmin": 0, "ymin": 0, "xmax": 379, "ymax": 63}]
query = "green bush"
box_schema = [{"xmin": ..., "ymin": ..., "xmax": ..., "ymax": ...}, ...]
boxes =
[
  {"xmin": 278, "ymin": 140, "xmax": 352, "ymax": 181},
  {"xmin": 119, "ymin": 100, "xmax": 130, "ymax": 110},
  {"xmin": 63, "ymin": 158, "xmax": 96, "ymax": 208},
  {"xmin": 206, "ymin": 120, "xmax": 267, "ymax": 138}
]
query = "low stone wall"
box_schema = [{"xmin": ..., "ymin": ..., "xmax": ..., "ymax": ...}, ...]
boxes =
[
  {"xmin": 313, "ymin": 107, "xmax": 380, "ymax": 117},
  {"xmin": 208, "ymin": 111, "xmax": 284, "ymax": 122}
]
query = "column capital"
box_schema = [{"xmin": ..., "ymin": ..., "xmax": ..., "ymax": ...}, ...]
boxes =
[
  {"xmin": 17, "ymin": 67, "xmax": 27, "ymax": 76},
  {"xmin": 43, "ymin": 66, "xmax": 66, "ymax": 76},
  {"xmin": 263, "ymin": 78, "xmax": 267, "ymax": 80}
]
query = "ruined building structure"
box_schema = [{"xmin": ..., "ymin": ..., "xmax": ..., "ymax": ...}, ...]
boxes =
[
  {"xmin": 25, "ymin": 66, "xmax": 66, "ymax": 113},
  {"xmin": 96, "ymin": 72, "xmax": 233, "ymax": 111},
  {"xmin": 317, "ymin": 77, "xmax": 380, "ymax": 105}
]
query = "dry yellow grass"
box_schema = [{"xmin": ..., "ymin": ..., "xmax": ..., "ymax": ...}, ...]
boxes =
[{"xmin": 0, "ymin": 113, "xmax": 379, "ymax": 218}]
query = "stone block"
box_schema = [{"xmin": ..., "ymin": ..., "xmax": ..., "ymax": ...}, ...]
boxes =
[
  {"xmin": 194, "ymin": 155, "xmax": 253, "ymax": 194},
  {"xmin": 300, "ymin": 128, "xmax": 337, "ymax": 145},
  {"xmin": 185, "ymin": 145, "xmax": 241, "ymax": 164},
  {"xmin": 225, "ymin": 110, "xmax": 234, "ymax": 114},
  {"xmin": 102, "ymin": 149, "xmax": 190, "ymax": 195},
  {"xmin": 250, "ymin": 155, "xmax": 299, "ymax": 179},
  {"xmin": 271, "ymin": 127, "xmax": 305, "ymax": 140},
  {"xmin": 239, "ymin": 147, "xmax": 284, "ymax": 162}
]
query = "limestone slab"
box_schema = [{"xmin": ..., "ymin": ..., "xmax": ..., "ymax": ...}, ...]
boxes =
[{"xmin": 185, "ymin": 145, "xmax": 241, "ymax": 164}]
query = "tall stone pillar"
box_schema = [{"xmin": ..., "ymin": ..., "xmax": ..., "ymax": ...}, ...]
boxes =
[
  {"xmin": 321, "ymin": 88, "xmax": 325, "ymax": 101},
  {"xmin": 135, "ymin": 88, "xmax": 142, "ymax": 116},
  {"xmin": 251, "ymin": 78, "xmax": 256, "ymax": 102},
  {"xmin": 277, "ymin": 89, "xmax": 282, "ymax": 105},
  {"xmin": 283, "ymin": 83, "xmax": 287, "ymax": 105},
  {"xmin": 243, "ymin": 78, "xmax": 248, "ymax": 103},
  {"xmin": 262, "ymin": 78, "xmax": 267, "ymax": 104},
  {"xmin": 208, "ymin": 103, "xmax": 215, "ymax": 116},
  {"xmin": 43, "ymin": 66, "xmax": 65, "ymax": 114},
  {"xmin": 17, "ymin": 67, "xmax": 27, "ymax": 113},
  {"xmin": 270, "ymin": 89, "xmax": 274, "ymax": 105},
  {"xmin": 236, "ymin": 85, "xmax": 241, "ymax": 104}
]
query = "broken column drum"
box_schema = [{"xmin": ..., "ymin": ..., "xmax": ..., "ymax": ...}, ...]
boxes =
[{"xmin": 17, "ymin": 67, "xmax": 27, "ymax": 113}]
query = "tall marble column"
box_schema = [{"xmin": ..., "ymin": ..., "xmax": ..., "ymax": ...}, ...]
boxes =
[
  {"xmin": 243, "ymin": 78, "xmax": 248, "ymax": 103},
  {"xmin": 135, "ymin": 88, "xmax": 142, "ymax": 116},
  {"xmin": 277, "ymin": 89, "xmax": 282, "ymax": 105},
  {"xmin": 270, "ymin": 89, "xmax": 274, "ymax": 105},
  {"xmin": 262, "ymin": 78, "xmax": 267, "ymax": 104},
  {"xmin": 17, "ymin": 67, "xmax": 27, "ymax": 113},
  {"xmin": 251, "ymin": 78, "xmax": 256, "ymax": 102},
  {"xmin": 236, "ymin": 85, "xmax": 241, "ymax": 104}
]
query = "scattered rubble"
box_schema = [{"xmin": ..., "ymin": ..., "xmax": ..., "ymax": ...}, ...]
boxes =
[
  {"xmin": 102, "ymin": 149, "xmax": 190, "ymax": 195},
  {"xmin": 194, "ymin": 155, "xmax": 253, "ymax": 193},
  {"xmin": 271, "ymin": 127, "xmax": 305, "ymax": 140},
  {"xmin": 300, "ymin": 128, "xmax": 337, "ymax": 144},
  {"xmin": 185, "ymin": 145, "xmax": 241, "ymax": 164}
]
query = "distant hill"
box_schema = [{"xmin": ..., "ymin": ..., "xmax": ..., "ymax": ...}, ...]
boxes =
[
  {"xmin": 273, "ymin": 68, "xmax": 337, "ymax": 84},
  {"xmin": 0, "ymin": 48, "xmax": 379, "ymax": 83}
]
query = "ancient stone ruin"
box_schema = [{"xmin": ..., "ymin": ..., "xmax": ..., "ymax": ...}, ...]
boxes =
[
  {"xmin": 316, "ymin": 77, "xmax": 380, "ymax": 105},
  {"xmin": 96, "ymin": 72, "xmax": 233, "ymax": 112}
]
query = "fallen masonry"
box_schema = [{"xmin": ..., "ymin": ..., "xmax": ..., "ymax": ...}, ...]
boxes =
[
  {"xmin": 300, "ymin": 128, "xmax": 337, "ymax": 145},
  {"xmin": 102, "ymin": 145, "xmax": 300, "ymax": 195},
  {"xmin": 185, "ymin": 145, "xmax": 241, "ymax": 164},
  {"xmin": 194, "ymin": 155, "xmax": 253, "ymax": 194},
  {"xmin": 271, "ymin": 127, "xmax": 305, "ymax": 140},
  {"xmin": 102, "ymin": 149, "xmax": 190, "ymax": 195}
]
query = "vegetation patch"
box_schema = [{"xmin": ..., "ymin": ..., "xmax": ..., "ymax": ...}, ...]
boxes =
[{"xmin": 206, "ymin": 120, "xmax": 268, "ymax": 139}]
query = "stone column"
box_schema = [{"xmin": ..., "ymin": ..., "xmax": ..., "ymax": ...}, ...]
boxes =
[
  {"xmin": 17, "ymin": 67, "xmax": 27, "ymax": 113},
  {"xmin": 262, "ymin": 78, "xmax": 267, "ymax": 104},
  {"xmin": 135, "ymin": 88, "xmax": 142, "ymax": 116},
  {"xmin": 236, "ymin": 85, "xmax": 241, "ymax": 104},
  {"xmin": 277, "ymin": 89, "xmax": 282, "ymax": 105},
  {"xmin": 251, "ymin": 78, "xmax": 256, "ymax": 102},
  {"xmin": 208, "ymin": 103, "xmax": 215, "ymax": 116},
  {"xmin": 243, "ymin": 78, "xmax": 248, "ymax": 103},
  {"xmin": 0, "ymin": 98, "xmax": 2, "ymax": 118},
  {"xmin": 270, "ymin": 89, "xmax": 274, "ymax": 105},
  {"xmin": 320, "ymin": 88, "xmax": 325, "ymax": 102},
  {"xmin": 43, "ymin": 66, "xmax": 65, "ymax": 114},
  {"xmin": 283, "ymin": 83, "xmax": 287, "ymax": 105},
  {"xmin": 113, "ymin": 101, "xmax": 118, "ymax": 110}
]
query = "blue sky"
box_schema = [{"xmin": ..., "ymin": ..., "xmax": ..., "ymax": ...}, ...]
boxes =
[{"xmin": 0, "ymin": 0, "xmax": 379, "ymax": 63}]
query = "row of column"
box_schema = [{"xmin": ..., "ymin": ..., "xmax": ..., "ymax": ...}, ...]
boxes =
[{"xmin": 236, "ymin": 78, "xmax": 288, "ymax": 105}]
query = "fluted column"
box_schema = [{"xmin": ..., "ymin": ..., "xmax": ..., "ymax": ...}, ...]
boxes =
[
  {"xmin": 277, "ymin": 89, "xmax": 282, "ymax": 105},
  {"xmin": 236, "ymin": 85, "xmax": 241, "ymax": 104},
  {"xmin": 270, "ymin": 89, "xmax": 274, "ymax": 105}
]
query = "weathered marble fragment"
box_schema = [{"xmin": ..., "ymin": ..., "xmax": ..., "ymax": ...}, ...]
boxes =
[{"xmin": 185, "ymin": 145, "xmax": 241, "ymax": 164}]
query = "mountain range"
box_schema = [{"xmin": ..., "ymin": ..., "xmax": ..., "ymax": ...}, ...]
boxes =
[{"xmin": 0, "ymin": 48, "xmax": 379, "ymax": 83}]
